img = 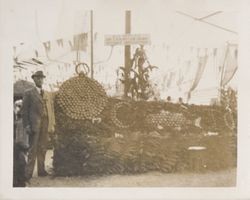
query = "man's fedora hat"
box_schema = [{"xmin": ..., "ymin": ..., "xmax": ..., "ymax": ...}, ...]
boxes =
[{"xmin": 31, "ymin": 71, "xmax": 46, "ymax": 79}]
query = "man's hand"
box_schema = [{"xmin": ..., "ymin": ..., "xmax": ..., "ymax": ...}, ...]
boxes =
[{"xmin": 50, "ymin": 126, "xmax": 55, "ymax": 133}]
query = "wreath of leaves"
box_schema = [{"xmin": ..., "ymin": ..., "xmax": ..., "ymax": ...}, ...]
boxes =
[{"xmin": 110, "ymin": 101, "xmax": 135, "ymax": 129}]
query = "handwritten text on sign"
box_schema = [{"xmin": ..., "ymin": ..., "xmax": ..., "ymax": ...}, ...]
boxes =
[{"xmin": 105, "ymin": 34, "xmax": 151, "ymax": 46}]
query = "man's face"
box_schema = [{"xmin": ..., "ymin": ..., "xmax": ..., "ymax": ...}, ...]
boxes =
[{"xmin": 33, "ymin": 76, "xmax": 44, "ymax": 88}]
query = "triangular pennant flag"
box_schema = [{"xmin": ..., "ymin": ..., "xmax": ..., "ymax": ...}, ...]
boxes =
[
  {"xmin": 185, "ymin": 60, "xmax": 191, "ymax": 74},
  {"xmin": 213, "ymin": 48, "xmax": 217, "ymax": 57},
  {"xmin": 69, "ymin": 40, "xmax": 74, "ymax": 51},
  {"xmin": 13, "ymin": 46, "xmax": 16, "ymax": 55},
  {"xmin": 35, "ymin": 50, "xmax": 38, "ymax": 58},
  {"xmin": 197, "ymin": 48, "xmax": 200, "ymax": 57},
  {"xmin": 32, "ymin": 58, "xmax": 43, "ymax": 65},
  {"xmin": 221, "ymin": 48, "xmax": 238, "ymax": 87},
  {"xmin": 57, "ymin": 39, "xmax": 64, "ymax": 47},
  {"xmin": 205, "ymin": 48, "xmax": 208, "ymax": 55},
  {"xmin": 188, "ymin": 55, "xmax": 208, "ymax": 100},
  {"xmin": 234, "ymin": 49, "xmax": 238, "ymax": 59},
  {"xmin": 43, "ymin": 41, "xmax": 51, "ymax": 52},
  {"xmin": 94, "ymin": 32, "xmax": 98, "ymax": 41},
  {"xmin": 176, "ymin": 68, "xmax": 184, "ymax": 90},
  {"xmin": 73, "ymin": 33, "xmax": 88, "ymax": 51},
  {"xmin": 219, "ymin": 65, "xmax": 222, "ymax": 72},
  {"xmin": 48, "ymin": 41, "xmax": 51, "ymax": 51},
  {"xmin": 167, "ymin": 72, "xmax": 175, "ymax": 88}
]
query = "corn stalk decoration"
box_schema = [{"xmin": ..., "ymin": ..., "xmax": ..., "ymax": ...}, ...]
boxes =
[{"xmin": 119, "ymin": 46, "xmax": 157, "ymax": 100}]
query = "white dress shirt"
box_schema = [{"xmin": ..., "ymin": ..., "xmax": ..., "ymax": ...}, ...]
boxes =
[{"xmin": 36, "ymin": 86, "xmax": 42, "ymax": 95}]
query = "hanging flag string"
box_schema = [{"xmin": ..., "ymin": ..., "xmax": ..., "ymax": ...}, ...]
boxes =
[
  {"xmin": 56, "ymin": 39, "xmax": 64, "ymax": 47},
  {"xmin": 43, "ymin": 41, "xmax": 51, "ymax": 52},
  {"xmin": 187, "ymin": 55, "xmax": 208, "ymax": 101}
]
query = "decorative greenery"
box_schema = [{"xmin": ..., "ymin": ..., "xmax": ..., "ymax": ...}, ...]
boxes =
[{"xmin": 53, "ymin": 96, "xmax": 237, "ymax": 176}]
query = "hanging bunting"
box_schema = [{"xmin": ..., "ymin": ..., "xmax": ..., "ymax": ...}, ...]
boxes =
[
  {"xmin": 69, "ymin": 40, "xmax": 74, "ymax": 51},
  {"xmin": 13, "ymin": 46, "xmax": 16, "ymax": 55},
  {"xmin": 31, "ymin": 58, "xmax": 43, "ymax": 65},
  {"xmin": 163, "ymin": 74, "xmax": 168, "ymax": 84},
  {"xmin": 94, "ymin": 32, "xmax": 98, "ymax": 41},
  {"xmin": 234, "ymin": 48, "xmax": 238, "ymax": 59},
  {"xmin": 205, "ymin": 48, "xmax": 208, "ymax": 55},
  {"xmin": 185, "ymin": 60, "xmax": 191, "ymax": 74},
  {"xmin": 176, "ymin": 69, "xmax": 184, "ymax": 90},
  {"xmin": 197, "ymin": 48, "xmax": 200, "ymax": 57},
  {"xmin": 57, "ymin": 39, "xmax": 64, "ymax": 47},
  {"xmin": 64, "ymin": 63, "xmax": 68, "ymax": 71},
  {"xmin": 22, "ymin": 60, "xmax": 38, "ymax": 65},
  {"xmin": 213, "ymin": 48, "xmax": 217, "ymax": 57},
  {"xmin": 221, "ymin": 48, "xmax": 238, "ymax": 87},
  {"xmin": 167, "ymin": 72, "xmax": 175, "ymax": 88},
  {"xmin": 73, "ymin": 33, "xmax": 88, "ymax": 51},
  {"xmin": 187, "ymin": 55, "xmax": 208, "ymax": 100},
  {"xmin": 35, "ymin": 50, "xmax": 38, "ymax": 58},
  {"xmin": 43, "ymin": 41, "xmax": 51, "ymax": 52},
  {"xmin": 219, "ymin": 65, "xmax": 223, "ymax": 73},
  {"xmin": 47, "ymin": 41, "xmax": 51, "ymax": 51}
]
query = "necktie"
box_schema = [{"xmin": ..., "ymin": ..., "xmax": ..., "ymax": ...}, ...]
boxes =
[{"xmin": 40, "ymin": 89, "xmax": 44, "ymax": 97}]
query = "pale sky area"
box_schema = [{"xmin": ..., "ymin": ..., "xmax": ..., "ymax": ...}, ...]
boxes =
[{"xmin": 1, "ymin": 0, "xmax": 239, "ymax": 104}]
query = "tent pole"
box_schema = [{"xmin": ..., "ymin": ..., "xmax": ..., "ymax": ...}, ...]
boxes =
[
  {"xmin": 90, "ymin": 10, "xmax": 94, "ymax": 78},
  {"xmin": 219, "ymin": 43, "xmax": 230, "ymax": 103},
  {"xmin": 124, "ymin": 10, "xmax": 131, "ymax": 98}
]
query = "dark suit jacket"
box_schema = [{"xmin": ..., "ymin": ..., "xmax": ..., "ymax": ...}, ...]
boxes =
[{"xmin": 21, "ymin": 87, "xmax": 45, "ymax": 134}]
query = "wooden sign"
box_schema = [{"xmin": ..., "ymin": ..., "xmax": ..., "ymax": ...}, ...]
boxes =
[{"xmin": 105, "ymin": 34, "xmax": 151, "ymax": 46}]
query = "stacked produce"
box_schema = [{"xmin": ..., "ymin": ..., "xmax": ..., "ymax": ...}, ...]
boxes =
[
  {"xmin": 53, "ymin": 75, "xmax": 237, "ymax": 176},
  {"xmin": 56, "ymin": 73, "xmax": 108, "ymax": 120}
]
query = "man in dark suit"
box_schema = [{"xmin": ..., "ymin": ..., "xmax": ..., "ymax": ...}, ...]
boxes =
[{"xmin": 22, "ymin": 71, "xmax": 49, "ymax": 179}]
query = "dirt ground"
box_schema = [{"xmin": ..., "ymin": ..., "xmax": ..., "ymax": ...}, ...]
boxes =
[{"xmin": 28, "ymin": 150, "xmax": 236, "ymax": 187}]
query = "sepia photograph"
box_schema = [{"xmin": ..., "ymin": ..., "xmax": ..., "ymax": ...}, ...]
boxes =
[{"xmin": 1, "ymin": 0, "xmax": 250, "ymax": 199}]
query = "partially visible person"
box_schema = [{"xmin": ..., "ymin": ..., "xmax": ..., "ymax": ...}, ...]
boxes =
[
  {"xmin": 178, "ymin": 97, "xmax": 183, "ymax": 104},
  {"xmin": 22, "ymin": 71, "xmax": 55, "ymax": 180},
  {"xmin": 13, "ymin": 142, "xmax": 29, "ymax": 187},
  {"xmin": 14, "ymin": 99, "xmax": 29, "ymax": 146},
  {"xmin": 166, "ymin": 96, "xmax": 171, "ymax": 103},
  {"xmin": 13, "ymin": 99, "xmax": 29, "ymax": 187},
  {"xmin": 178, "ymin": 97, "xmax": 188, "ymax": 110}
]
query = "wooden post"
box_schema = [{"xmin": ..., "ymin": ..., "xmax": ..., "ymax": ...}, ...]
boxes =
[
  {"xmin": 219, "ymin": 43, "xmax": 229, "ymax": 103},
  {"xmin": 90, "ymin": 10, "xmax": 94, "ymax": 78},
  {"xmin": 124, "ymin": 10, "xmax": 131, "ymax": 98}
]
